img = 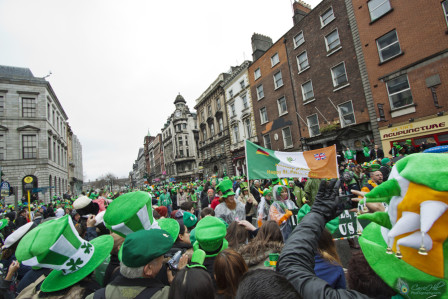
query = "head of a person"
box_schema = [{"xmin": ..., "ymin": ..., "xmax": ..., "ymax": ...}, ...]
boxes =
[
  {"xmin": 162, "ymin": 188, "xmax": 167, "ymax": 194},
  {"xmin": 200, "ymin": 207, "xmax": 215, "ymax": 219},
  {"xmin": 317, "ymin": 229, "xmax": 341, "ymax": 265},
  {"xmin": 168, "ymin": 267, "xmax": 215, "ymax": 299},
  {"xmin": 254, "ymin": 220, "xmax": 283, "ymax": 244},
  {"xmin": 180, "ymin": 202, "xmax": 194, "ymax": 214},
  {"xmin": 225, "ymin": 221, "xmax": 249, "ymax": 250},
  {"xmin": 370, "ymin": 170, "xmax": 383, "ymax": 185},
  {"xmin": 374, "ymin": 144, "xmax": 379, "ymax": 150},
  {"xmin": 214, "ymin": 249, "xmax": 248, "ymax": 298},
  {"xmin": 347, "ymin": 251, "xmax": 396, "ymax": 298},
  {"xmin": 278, "ymin": 186, "xmax": 289, "ymax": 201},
  {"xmin": 254, "ymin": 180, "xmax": 260, "ymax": 188},
  {"xmin": 207, "ymin": 189, "xmax": 214, "ymax": 198},
  {"xmin": 176, "ymin": 220, "xmax": 191, "ymax": 244},
  {"xmin": 211, "ymin": 180, "xmax": 217, "ymax": 188},
  {"xmin": 235, "ymin": 269, "xmax": 301, "ymax": 299},
  {"xmin": 120, "ymin": 229, "xmax": 174, "ymax": 279}
]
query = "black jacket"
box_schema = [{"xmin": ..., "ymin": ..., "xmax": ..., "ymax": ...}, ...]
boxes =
[
  {"xmin": 369, "ymin": 148, "xmax": 384, "ymax": 160},
  {"xmin": 277, "ymin": 212, "xmax": 369, "ymax": 298}
]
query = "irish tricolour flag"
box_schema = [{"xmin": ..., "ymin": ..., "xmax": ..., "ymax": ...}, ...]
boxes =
[{"xmin": 245, "ymin": 140, "xmax": 339, "ymax": 179}]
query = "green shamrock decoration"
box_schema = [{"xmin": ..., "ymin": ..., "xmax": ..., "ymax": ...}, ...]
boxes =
[
  {"xmin": 66, "ymin": 258, "xmax": 83, "ymax": 272},
  {"xmin": 81, "ymin": 242, "xmax": 93, "ymax": 254}
]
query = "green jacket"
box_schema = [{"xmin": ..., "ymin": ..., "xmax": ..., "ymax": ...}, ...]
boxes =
[
  {"xmin": 159, "ymin": 193, "xmax": 172, "ymax": 207},
  {"xmin": 85, "ymin": 279, "xmax": 169, "ymax": 299},
  {"xmin": 292, "ymin": 186, "xmax": 306, "ymax": 208},
  {"xmin": 304, "ymin": 178, "xmax": 321, "ymax": 206}
]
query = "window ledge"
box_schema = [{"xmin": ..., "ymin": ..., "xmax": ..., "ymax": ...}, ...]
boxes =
[
  {"xmin": 327, "ymin": 46, "xmax": 342, "ymax": 57},
  {"xmin": 369, "ymin": 8, "xmax": 394, "ymax": 25},
  {"xmin": 274, "ymin": 84, "xmax": 284, "ymax": 91},
  {"xmin": 390, "ymin": 104, "xmax": 416, "ymax": 118},
  {"xmin": 303, "ymin": 98, "xmax": 316, "ymax": 105},
  {"xmin": 379, "ymin": 52, "xmax": 404, "ymax": 65},
  {"xmin": 333, "ymin": 83, "xmax": 350, "ymax": 92},
  {"xmin": 257, "ymin": 96, "xmax": 264, "ymax": 101},
  {"xmin": 284, "ymin": 145, "xmax": 294, "ymax": 150},
  {"xmin": 261, "ymin": 121, "xmax": 268, "ymax": 125},
  {"xmin": 271, "ymin": 62, "xmax": 280, "ymax": 68},
  {"xmin": 294, "ymin": 41, "xmax": 305, "ymax": 50},
  {"xmin": 279, "ymin": 112, "xmax": 288, "ymax": 117},
  {"xmin": 298, "ymin": 66, "xmax": 310, "ymax": 74}
]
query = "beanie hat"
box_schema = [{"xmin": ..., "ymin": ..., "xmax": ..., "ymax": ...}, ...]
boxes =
[
  {"xmin": 183, "ymin": 211, "xmax": 198, "ymax": 229},
  {"xmin": 381, "ymin": 158, "xmax": 391, "ymax": 166},
  {"xmin": 104, "ymin": 191, "xmax": 159, "ymax": 238},
  {"xmin": 121, "ymin": 229, "xmax": 173, "ymax": 268},
  {"xmin": 193, "ymin": 216, "xmax": 228, "ymax": 257}
]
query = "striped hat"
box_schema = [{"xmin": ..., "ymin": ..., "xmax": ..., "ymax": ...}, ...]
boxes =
[
  {"xmin": 103, "ymin": 191, "xmax": 159, "ymax": 238},
  {"xmin": 15, "ymin": 215, "xmax": 113, "ymax": 293}
]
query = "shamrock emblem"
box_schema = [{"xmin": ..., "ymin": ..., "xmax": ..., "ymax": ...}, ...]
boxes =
[
  {"xmin": 81, "ymin": 242, "xmax": 93, "ymax": 254},
  {"xmin": 66, "ymin": 258, "xmax": 83, "ymax": 272}
]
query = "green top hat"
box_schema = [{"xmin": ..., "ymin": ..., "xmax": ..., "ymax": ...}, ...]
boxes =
[
  {"xmin": 104, "ymin": 191, "xmax": 159, "ymax": 238},
  {"xmin": 183, "ymin": 212, "xmax": 198, "ymax": 228},
  {"xmin": 16, "ymin": 215, "xmax": 113, "ymax": 293},
  {"xmin": 193, "ymin": 216, "xmax": 228, "ymax": 257},
  {"xmin": 239, "ymin": 182, "xmax": 248, "ymax": 191},
  {"xmin": 368, "ymin": 163, "xmax": 381, "ymax": 172},
  {"xmin": 158, "ymin": 218, "xmax": 180, "ymax": 242},
  {"xmin": 263, "ymin": 188, "xmax": 273, "ymax": 198},
  {"xmin": 121, "ymin": 229, "xmax": 174, "ymax": 268},
  {"xmin": 216, "ymin": 179, "xmax": 235, "ymax": 199}
]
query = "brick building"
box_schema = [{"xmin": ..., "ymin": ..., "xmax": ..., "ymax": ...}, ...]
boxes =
[
  {"xmin": 248, "ymin": 33, "xmax": 302, "ymax": 152},
  {"xmin": 195, "ymin": 72, "xmax": 233, "ymax": 178},
  {"xmin": 350, "ymin": 0, "xmax": 448, "ymax": 153},
  {"xmin": 283, "ymin": 0, "xmax": 377, "ymax": 157},
  {"xmin": 143, "ymin": 134, "xmax": 155, "ymax": 182}
]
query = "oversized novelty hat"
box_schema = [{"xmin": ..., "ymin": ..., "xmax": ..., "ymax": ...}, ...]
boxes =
[
  {"xmin": 183, "ymin": 211, "xmax": 198, "ymax": 228},
  {"xmin": 193, "ymin": 216, "xmax": 228, "ymax": 257},
  {"xmin": 158, "ymin": 218, "xmax": 180, "ymax": 242},
  {"xmin": 358, "ymin": 153, "xmax": 448, "ymax": 299},
  {"xmin": 73, "ymin": 196, "xmax": 99, "ymax": 216},
  {"xmin": 3, "ymin": 222, "xmax": 35, "ymax": 249},
  {"xmin": 15, "ymin": 215, "xmax": 113, "ymax": 293},
  {"xmin": 216, "ymin": 179, "xmax": 235, "ymax": 199},
  {"xmin": 240, "ymin": 182, "xmax": 248, "ymax": 191},
  {"xmin": 0, "ymin": 218, "xmax": 8, "ymax": 230},
  {"xmin": 104, "ymin": 191, "xmax": 159, "ymax": 237}
]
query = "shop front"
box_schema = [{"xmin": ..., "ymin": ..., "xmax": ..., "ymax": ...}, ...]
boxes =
[{"xmin": 379, "ymin": 115, "xmax": 448, "ymax": 154}]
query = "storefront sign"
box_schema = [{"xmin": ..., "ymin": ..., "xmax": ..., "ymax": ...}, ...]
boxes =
[{"xmin": 381, "ymin": 116, "xmax": 448, "ymax": 140}]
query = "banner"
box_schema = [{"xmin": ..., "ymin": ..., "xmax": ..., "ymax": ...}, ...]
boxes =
[
  {"xmin": 332, "ymin": 210, "xmax": 358, "ymax": 239},
  {"xmin": 245, "ymin": 140, "xmax": 338, "ymax": 179}
]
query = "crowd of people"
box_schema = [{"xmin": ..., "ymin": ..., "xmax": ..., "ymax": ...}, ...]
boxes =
[{"xmin": 0, "ymin": 144, "xmax": 446, "ymax": 298}]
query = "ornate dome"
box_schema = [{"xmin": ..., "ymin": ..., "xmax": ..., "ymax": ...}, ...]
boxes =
[{"xmin": 174, "ymin": 93, "xmax": 186, "ymax": 104}]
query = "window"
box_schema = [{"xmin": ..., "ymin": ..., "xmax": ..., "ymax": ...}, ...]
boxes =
[
  {"xmin": 282, "ymin": 127, "xmax": 293, "ymax": 148},
  {"xmin": 260, "ymin": 107, "xmax": 268, "ymax": 124},
  {"xmin": 185, "ymin": 135, "xmax": 189, "ymax": 146},
  {"xmin": 233, "ymin": 125, "xmax": 239, "ymax": 143},
  {"xmin": 22, "ymin": 97, "xmax": 36, "ymax": 117},
  {"xmin": 301, "ymin": 81, "xmax": 315, "ymax": 102},
  {"xmin": 0, "ymin": 134, "xmax": 4, "ymax": 160},
  {"xmin": 182, "ymin": 123, "xmax": 186, "ymax": 129},
  {"xmin": 254, "ymin": 68, "xmax": 261, "ymax": 80},
  {"xmin": 218, "ymin": 118, "xmax": 224, "ymax": 132},
  {"xmin": 263, "ymin": 134, "xmax": 272, "ymax": 149},
  {"xmin": 245, "ymin": 118, "xmax": 251, "ymax": 138},
  {"xmin": 208, "ymin": 105, "xmax": 212, "ymax": 117},
  {"xmin": 57, "ymin": 145, "xmax": 60, "ymax": 164},
  {"xmin": 271, "ymin": 53, "xmax": 280, "ymax": 67},
  {"xmin": 201, "ymin": 111, "xmax": 205, "ymax": 122},
  {"xmin": 52, "ymin": 110, "xmax": 55, "ymax": 125},
  {"xmin": 229, "ymin": 90, "xmax": 234, "ymax": 98},
  {"xmin": 221, "ymin": 144, "xmax": 225, "ymax": 154},
  {"xmin": 210, "ymin": 123, "xmax": 215, "ymax": 136},
  {"xmin": 53, "ymin": 141, "xmax": 56, "ymax": 162},
  {"xmin": 179, "ymin": 149, "xmax": 184, "ymax": 157},
  {"xmin": 325, "ymin": 29, "xmax": 341, "ymax": 52},
  {"xmin": 240, "ymin": 80, "xmax": 246, "ymax": 89},
  {"xmin": 242, "ymin": 94, "xmax": 248, "ymax": 109},
  {"xmin": 338, "ymin": 101, "xmax": 356, "ymax": 127},
  {"xmin": 368, "ymin": 0, "xmax": 392, "ymax": 21},
  {"xmin": 320, "ymin": 7, "xmax": 335, "ymax": 27},
  {"xmin": 294, "ymin": 31, "xmax": 305, "ymax": 48},
  {"xmin": 274, "ymin": 71, "xmax": 283, "ymax": 89},
  {"xmin": 443, "ymin": 1, "xmax": 448, "ymax": 27},
  {"xmin": 48, "ymin": 137, "xmax": 51, "ymax": 160},
  {"xmin": 386, "ymin": 75, "xmax": 413, "ymax": 109},
  {"xmin": 203, "ymin": 129, "xmax": 207, "ymax": 140},
  {"xmin": 178, "ymin": 136, "xmax": 183, "ymax": 146},
  {"xmin": 277, "ymin": 97, "xmax": 288, "ymax": 115},
  {"xmin": 256, "ymin": 85, "xmax": 264, "ymax": 100},
  {"xmin": 22, "ymin": 135, "xmax": 37, "ymax": 159},
  {"xmin": 307, "ymin": 114, "xmax": 320, "ymax": 137},
  {"xmin": 297, "ymin": 51, "xmax": 309, "ymax": 72},
  {"xmin": 377, "ymin": 30, "xmax": 401, "ymax": 62},
  {"xmin": 331, "ymin": 62, "xmax": 348, "ymax": 87},
  {"xmin": 216, "ymin": 98, "xmax": 221, "ymax": 110},
  {"xmin": 0, "ymin": 95, "xmax": 4, "ymax": 117},
  {"xmin": 230, "ymin": 103, "xmax": 236, "ymax": 116}
]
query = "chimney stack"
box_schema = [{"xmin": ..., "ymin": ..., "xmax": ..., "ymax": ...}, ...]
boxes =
[
  {"xmin": 292, "ymin": 0, "xmax": 311, "ymax": 25},
  {"xmin": 251, "ymin": 33, "xmax": 273, "ymax": 61}
]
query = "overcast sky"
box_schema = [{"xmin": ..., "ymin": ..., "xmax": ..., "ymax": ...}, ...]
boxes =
[{"xmin": 0, "ymin": 0, "xmax": 321, "ymax": 181}]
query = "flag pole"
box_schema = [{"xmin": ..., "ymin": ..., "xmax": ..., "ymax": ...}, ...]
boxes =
[{"xmin": 245, "ymin": 140, "xmax": 250, "ymax": 182}]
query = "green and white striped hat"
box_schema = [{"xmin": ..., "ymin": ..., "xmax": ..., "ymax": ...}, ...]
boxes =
[
  {"xmin": 104, "ymin": 191, "xmax": 159, "ymax": 237},
  {"xmin": 15, "ymin": 214, "xmax": 113, "ymax": 293}
]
